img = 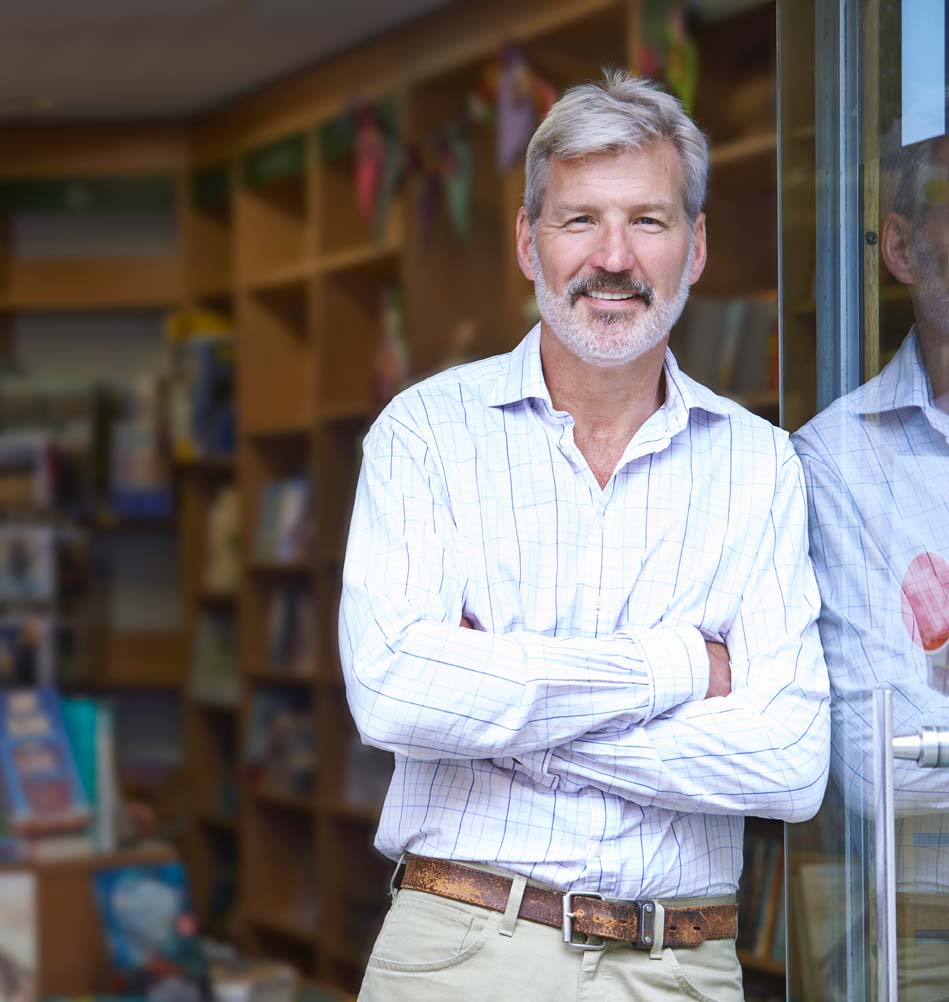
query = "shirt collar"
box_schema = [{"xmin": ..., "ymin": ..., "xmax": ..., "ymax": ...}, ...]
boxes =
[
  {"xmin": 486, "ymin": 323, "xmax": 732, "ymax": 423},
  {"xmin": 856, "ymin": 327, "xmax": 934, "ymax": 416}
]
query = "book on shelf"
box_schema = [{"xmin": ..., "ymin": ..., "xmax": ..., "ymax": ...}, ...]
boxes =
[
  {"xmin": 166, "ymin": 309, "xmax": 236, "ymax": 461},
  {"xmin": 0, "ymin": 618, "xmax": 55, "ymax": 689},
  {"xmin": 342, "ymin": 733, "xmax": 393, "ymax": 810},
  {"xmin": 246, "ymin": 689, "xmax": 316, "ymax": 797},
  {"xmin": 0, "ymin": 526, "xmax": 89, "ymax": 608},
  {"xmin": 752, "ymin": 839, "xmax": 783, "ymax": 957},
  {"xmin": 0, "ymin": 528, "xmax": 54, "ymax": 604},
  {"xmin": 0, "ymin": 687, "xmax": 91, "ymax": 839},
  {"xmin": 254, "ymin": 476, "xmax": 312, "ymax": 564},
  {"xmin": 191, "ymin": 611, "xmax": 239, "ymax": 707},
  {"xmin": 204, "ymin": 942, "xmax": 297, "ymax": 1002},
  {"xmin": 204, "ymin": 486, "xmax": 240, "ymax": 594},
  {"xmin": 737, "ymin": 829, "xmax": 779, "ymax": 953},
  {"xmin": 266, "ymin": 585, "xmax": 316, "ymax": 676},
  {"xmin": 0, "ymin": 871, "xmax": 37, "ymax": 1002},
  {"xmin": 769, "ymin": 863, "xmax": 786, "ymax": 965},
  {"xmin": 61, "ymin": 696, "xmax": 120, "ymax": 853},
  {"xmin": 672, "ymin": 295, "xmax": 779, "ymax": 399},
  {"xmin": 0, "ymin": 433, "xmax": 57, "ymax": 512},
  {"xmin": 92, "ymin": 858, "xmax": 210, "ymax": 1000},
  {"xmin": 110, "ymin": 374, "xmax": 173, "ymax": 520}
]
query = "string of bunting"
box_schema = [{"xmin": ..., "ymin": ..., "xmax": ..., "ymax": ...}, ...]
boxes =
[{"xmin": 320, "ymin": 44, "xmax": 556, "ymax": 245}]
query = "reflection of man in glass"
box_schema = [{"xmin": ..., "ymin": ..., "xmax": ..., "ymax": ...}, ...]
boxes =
[{"xmin": 793, "ymin": 129, "xmax": 949, "ymax": 1000}]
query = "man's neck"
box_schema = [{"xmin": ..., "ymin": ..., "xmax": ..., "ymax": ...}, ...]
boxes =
[
  {"xmin": 539, "ymin": 324, "xmax": 667, "ymax": 475},
  {"xmin": 916, "ymin": 322, "xmax": 949, "ymax": 411}
]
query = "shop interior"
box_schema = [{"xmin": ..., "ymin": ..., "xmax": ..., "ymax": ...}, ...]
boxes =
[{"xmin": 0, "ymin": 1, "xmax": 798, "ymax": 1000}]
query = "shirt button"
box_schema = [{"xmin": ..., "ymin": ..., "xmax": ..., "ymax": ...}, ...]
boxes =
[{"xmin": 588, "ymin": 842, "xmax": 602, "ymax": 859}]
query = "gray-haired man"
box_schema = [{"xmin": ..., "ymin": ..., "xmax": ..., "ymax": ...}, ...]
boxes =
[{"xmin": 340, "ymin": 71, "xmax": 829, "ymax": 1001}]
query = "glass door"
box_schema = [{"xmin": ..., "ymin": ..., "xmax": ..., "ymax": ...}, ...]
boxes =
[{"xmin": 780, "ymin": 1, "xmax": 949, "ymax": 999}]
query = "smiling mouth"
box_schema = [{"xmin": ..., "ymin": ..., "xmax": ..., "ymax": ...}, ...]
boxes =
[{"xmin": 584, "ymin": 290, "xmax": 642, "ymax": 302}]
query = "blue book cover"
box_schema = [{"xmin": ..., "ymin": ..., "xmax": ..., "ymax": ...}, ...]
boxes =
[
  {"xmin": 92, "ymin": 860, "xmax": 209, "ymax": 1001},
  {"xmin": 0, "ymin": 686, "xmax": 91, "ymax": 836}
]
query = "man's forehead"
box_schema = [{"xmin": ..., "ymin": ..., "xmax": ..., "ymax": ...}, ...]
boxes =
[{"xmin": 543, "ymin": 143, "xmax": 685, "ymax": 210}]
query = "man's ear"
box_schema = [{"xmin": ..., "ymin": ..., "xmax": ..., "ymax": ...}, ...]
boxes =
[
  {"xmin": 689, "ymin": 212, "xmax": 707, "ymax": 285},
  {"xmin": 881, "ymin": 211, "xmax": 917, "ymax": 285},
  {"xmin": 515, "ymin": 207, "xmax": 536, "ymax": 281}
]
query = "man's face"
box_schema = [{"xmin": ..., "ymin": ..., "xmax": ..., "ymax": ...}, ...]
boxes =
[{"xmin": 516, "ymin": 143, "xmax": 706, "ymax": 367}]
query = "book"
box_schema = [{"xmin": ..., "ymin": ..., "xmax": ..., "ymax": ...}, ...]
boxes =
[
  {"xmin": 191, "ymin": 611, "xmax": 239, "ymax": 707},
  {"xmin": 204, "ymin": 487, "xmax": 240, "ymax": 594},
  {"xmin": 110, "ymin": 375, "xmax": 173, "ymax": 520},
  {"xmin": 0, "ymin": 434, "xmax": 56, "ymax": 512},
  {"xmin": 92, "ymin": 859, "xmax": 209, "ymax": 1001},
  {"xmin": 0, "ymin": 619, "xmax": 55, "ymax": 688},
  {"xmin": 0, "ymin": 528, "xmax": 55, "ymax": 604},
  {"xmin": 208, "ymin": 955, "xmax": 297, "ymax": 1002},
  {"xmin": 0, "ymin": 687, "xmax": 91, "ymax": 837},
  {"xmin": 753, "ymin": 839, "xmax": 782, "ymax": 956},
  {"xmin": 61, "ymin": 696, "xmax": 119, "ymax": 852},
  {"xmin": 0, "ymin": 872, "xmax": 37, "ymax": 1002},
  {"xmin": 166, "ymin": 311, "xmax": 236, "ymax": 461},
  {"xmin": 246, "ymin": 689, "xmax": 316, "ymax": 796},
  {"xmin": 342, "ymin": 733, "xmax": 393, "ymax": 809},
  {"xmin": 266, "ymin": 585, "xmax": 316, "ymax": 675},
  {"xmin": 254, "ymin": 477, "xmax": 312, "ymax": 564}
]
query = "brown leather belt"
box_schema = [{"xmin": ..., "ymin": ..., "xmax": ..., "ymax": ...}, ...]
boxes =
[{"xmin": 399, "ymin": 855, "xmax": 738, "ymax": 950}]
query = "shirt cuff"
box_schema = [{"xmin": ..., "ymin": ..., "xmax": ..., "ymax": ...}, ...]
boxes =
[{"xmin": 637, "ymin": 624, "xmax": 710, "ymax": 719}]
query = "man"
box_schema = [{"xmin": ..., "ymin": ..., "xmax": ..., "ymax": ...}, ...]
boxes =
[
  {"xmin": 340, "ymin": 72, "xmax": 829, "ymax": 1001},
  {"xmin": 792, "ymin": 128, "xmax": 949, "ymax": 1001}
]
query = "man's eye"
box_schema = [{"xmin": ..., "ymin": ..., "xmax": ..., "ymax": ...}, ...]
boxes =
[
  {"xmin": 568, "ymin": 216, "xmax": 593, "ymax": 225},
  {"xmin": 637, "ymin": 217, "xmax": 663, "ymax": 228}
]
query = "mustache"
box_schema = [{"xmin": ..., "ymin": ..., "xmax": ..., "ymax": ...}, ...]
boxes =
[{"xmin": 567, "ymin": 270, "xmax": 655, "ymax": 308}]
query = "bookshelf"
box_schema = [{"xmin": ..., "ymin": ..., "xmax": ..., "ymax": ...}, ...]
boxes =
[
  {"xmin": 178, "ymin": 162, "xmax": 240, "ymax": 940},
  {"xmin": 0, "ymin": 1, "xmax": 787, "ymax": 996}
]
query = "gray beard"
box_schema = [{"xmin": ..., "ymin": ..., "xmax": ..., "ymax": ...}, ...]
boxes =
[{"xmin": 530, "ymin": 236, "xmax": 694, "ymax": 368}]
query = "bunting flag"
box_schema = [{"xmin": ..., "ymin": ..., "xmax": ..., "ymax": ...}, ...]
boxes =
[
  {"xmin": 496, "ymin": 44, "xmax": 538, "ymax": 172},
  {"xmin": 663, "ymin": 6, "xmax": 699, "ymax": 114},
  {"xmin": 373, "ymin": 133, "xmax": 404, "ymax": 242},
  {"xmin": 355, "ymin": 109, "xmax": 385, "ymax": 221},
  {"xmin": 443, "ymin": 129, "xmax": 474, "ymax": 241},
  {"xmin": 374, "ymin": 285, "xmax": 411, "ymax": 406},
  {"xmin": 325, "ymin": 45, "xmax": 554, "ymax": 245}
]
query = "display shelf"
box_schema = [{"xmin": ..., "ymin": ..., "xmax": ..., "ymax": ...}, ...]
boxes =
[
  {"xmin": 246, "ymin": 667, "xmax": 315, "ymax": 686},
  {"xmin": 0, "ymin": 3, "xmax": 786, "ymax": 996},
  {"xmin": 317, "ymin": 233, "xmax": 402, "ymax": 280},
  {"xmin": 247, "ymin": 560, "xmax": 313, "ymax": 578},
  {"xmin": 0, "ymin": 256, "xmax": 183, "ymax": 311},
  {"xmin": 739, "ymin": 951, "xmax": 787, "ymax": 978},
  {"xmin": 245, "ymin": 910, "xmax": 319, "ymax": 945},
  {"xmin": 242, "ymin": 258, "xmax": 318, "ymax": 294},
  {"xmin": 197, "ymin": 809, "xmax": 239, "ymax": 832},
  {"xmin": 252, "ymin": 787, "xmax": 317, "ymax": 814}
]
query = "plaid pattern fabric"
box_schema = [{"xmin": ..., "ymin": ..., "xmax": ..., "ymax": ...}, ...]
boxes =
[
  {"xmin": 794, "ymin": 328, "xmax": 949, "ymax": 892},
  {"xmin": 340, "ymin": 325, "xmax": 829, "ymax": 899}
]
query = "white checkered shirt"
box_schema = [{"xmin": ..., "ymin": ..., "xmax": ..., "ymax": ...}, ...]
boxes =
[
  {"xmin": 794, "ymin": 328, "xmax": 949, "ymax": 893},
  {"xmin": 340, "ymin": 325, "xmax": 830, "ymax": 899}
]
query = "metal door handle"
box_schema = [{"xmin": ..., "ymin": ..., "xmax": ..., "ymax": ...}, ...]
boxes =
[{"xmin": 892, "ymin": 727, "xmax": 949, "ymax": 768}]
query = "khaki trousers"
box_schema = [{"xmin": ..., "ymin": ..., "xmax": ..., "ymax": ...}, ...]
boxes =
[{"xmin": 357, "ymin": 871, "xmax": 744, "ymax": 1002}]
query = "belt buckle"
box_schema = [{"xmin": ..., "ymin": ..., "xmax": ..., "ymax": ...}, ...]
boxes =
[
  {"xmin": 632, "ymin": 899, "xmax": 658, "ymax": 950},
  {"xmin": 562, "ymin": 890, "xmax": 606, "ymax": 952}
]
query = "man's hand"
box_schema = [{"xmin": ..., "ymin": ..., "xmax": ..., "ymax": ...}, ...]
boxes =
[{"xmin": 705, "ymin": 641, "xmax": 731, "ymax": 698}]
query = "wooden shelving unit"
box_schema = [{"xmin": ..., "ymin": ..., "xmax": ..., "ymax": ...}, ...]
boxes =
[
  {"xmin": 178, "ymin": 162, "xmax": 242, "ymax": 941},
  {"xmin": 0, "ymin": 1, "xmax": 786, "ymax": 996}
]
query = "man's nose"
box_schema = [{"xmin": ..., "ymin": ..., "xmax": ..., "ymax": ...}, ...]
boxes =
[{"xmin": 589, "ymin": 224, "xmax": 637, "ymax": 275}]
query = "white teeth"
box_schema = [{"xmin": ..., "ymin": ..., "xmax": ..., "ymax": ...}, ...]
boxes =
[{"xmin": 587, "ymin": 291, "xmax": 635, "ymax": 300}]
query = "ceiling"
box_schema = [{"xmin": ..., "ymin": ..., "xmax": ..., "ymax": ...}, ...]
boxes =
[
  {"xmin": 0, "ymin": 0, "xmax": 457, "ymax": 124},
  {"xmin": 0, "ymin": 0, "xmax": 768, "ymax": 125}
]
